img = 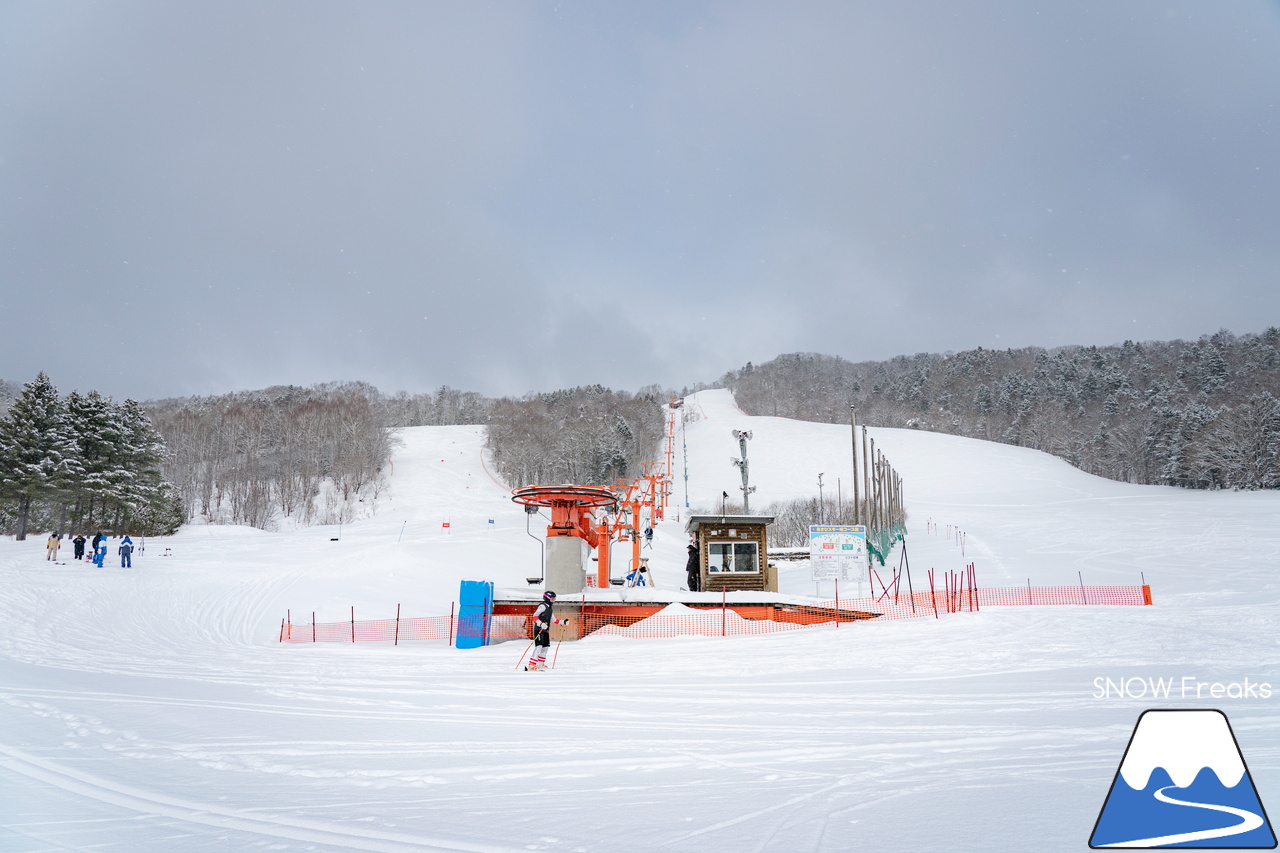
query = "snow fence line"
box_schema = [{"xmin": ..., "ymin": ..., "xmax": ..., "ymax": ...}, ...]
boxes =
[{"xmin": 278, "ymin": 583, "xmax": 1153, "ymax": 645}]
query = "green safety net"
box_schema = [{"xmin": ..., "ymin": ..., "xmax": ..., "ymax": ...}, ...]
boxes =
[{"xmin": 866, "ymin": 523, "xmax": 907, "ymax": 566}]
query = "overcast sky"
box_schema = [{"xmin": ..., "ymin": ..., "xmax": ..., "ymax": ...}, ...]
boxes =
[{"xmin": 3, "ymin": 1, "xmax": 1279, "ymax": 401}]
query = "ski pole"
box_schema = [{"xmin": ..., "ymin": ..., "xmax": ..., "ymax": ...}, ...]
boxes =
[
  {"xmin": 513, "ymin": 641, "xmax": 534, "ymax": 670},
  {"xmin": 550, "ymin": 638, "xmax": 564, "ymax": 669}
]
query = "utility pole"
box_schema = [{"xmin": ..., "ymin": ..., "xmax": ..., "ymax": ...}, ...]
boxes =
[
  {"xmin": 850, "ymin": 406, "xmax": 859, "ymax": 526},
  {"xmin": 731, "ymin": 430, "xmax": 756, "ymax": 514},
  {"xmin": 817, "ymin": 473, "xmax": 825, "ymax": 524}
]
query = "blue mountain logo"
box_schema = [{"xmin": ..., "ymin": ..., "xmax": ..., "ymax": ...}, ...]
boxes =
[{"xmin": 1091, "ymin": 709, "xmax": 1276, "ymax": 848}]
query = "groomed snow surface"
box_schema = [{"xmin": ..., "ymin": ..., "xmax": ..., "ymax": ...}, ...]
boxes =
[{"xmin": 2, "ymin": 389, "xmax": 1276, "ymax": 852}]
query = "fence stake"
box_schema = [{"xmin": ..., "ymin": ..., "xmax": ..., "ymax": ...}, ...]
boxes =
[
  {"xmin": 312, "ymin": 611, "xmax": 316, "ymax": 643},
  {"xmin": 722, "ymin": 588, "xmax": 727, "ymax": 637},
  {"xmin": 835, "ymin": 579, "xmax": 839, "ymax": 626},
  {"xmin": 448, "ymin": 601, "xmax": 455, "ymax": 647},
  {"xmin": 1027, "ymin": 578, "xmax": 1032, "ymax": 606},
  {"xmin": 351, "ymin": 606, "xmax": 355, "ymax": 643},
  {"xmin": 394, "ymin": 603, "xmax": 401, "ymax": 646},
  {"xmin": 1078, "ymin": 571, "xmax": 1087, "ymax": 605},
  {"xmin": 279, "ymin": 617, "xmax": 285, "ymax": 643},
  {"xmin": 904, "ymin": 545, "xmax": 916, "ymax": 614},
  {"xmin": 928, "ymin": 569, "xmax": 938, "ymax": 618}
]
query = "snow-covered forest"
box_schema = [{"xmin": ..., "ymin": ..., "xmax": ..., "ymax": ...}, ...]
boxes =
[
  {"xmin": 5, "ymin": 329, "xmax": 1276, "ymax": 538},
  {"xmin": 144, "ymin": 383, "xmax": 667, "ymax": 530},
  {"xmin": 485, "ymin": 384, "xmax": 667, "ymax": 487},
  {"xmin": 145, "ymin": 383, "xmax": 395, "ymax": 529},
  {"xmin": 716, "ymin": 329, "xmax": 1280, "ymax": 490}
]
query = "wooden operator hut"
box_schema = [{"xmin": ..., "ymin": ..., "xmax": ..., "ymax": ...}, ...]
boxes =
[{"xmin": 686, "ymin": 514, "xmax": 777, "ymax": 593}]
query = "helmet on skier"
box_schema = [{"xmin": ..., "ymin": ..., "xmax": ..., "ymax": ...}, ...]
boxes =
[{"xmin": 543, "ymin": 590, "xmax": 556, "ymax": 601}]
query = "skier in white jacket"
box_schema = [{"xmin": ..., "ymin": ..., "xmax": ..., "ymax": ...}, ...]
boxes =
[{"xmin": 525, "ymin": 591, "xmax": 564, "ymax": 671}]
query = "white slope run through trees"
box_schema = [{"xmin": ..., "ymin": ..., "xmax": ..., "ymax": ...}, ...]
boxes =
[{"xmin": 1, "ymin": 393, "xmax": 1277, "ymax": 852}]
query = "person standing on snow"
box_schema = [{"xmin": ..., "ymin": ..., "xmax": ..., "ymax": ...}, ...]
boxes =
[
  {"xmin": 118, "ymin": 536, "xmax": 135, "ymax": 568},
  {"xmin": 525, "ymin": 591, "xmax": 566, "ymax": 671},
  {"xmin": 73, "ymin": 534, "xmax": 86, "ymax": 561},
  {"xmin": 46, "ymin": 533, "xmax": 60, "ymax": 561},
  {"xmin": 685, "ymin": 544, "xmax": 701, "ymax": 592}
]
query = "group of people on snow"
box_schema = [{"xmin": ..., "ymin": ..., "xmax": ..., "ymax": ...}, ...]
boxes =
[{"xmin": 44, "ymin": 531, "xmax": 141, "ymax": 567}]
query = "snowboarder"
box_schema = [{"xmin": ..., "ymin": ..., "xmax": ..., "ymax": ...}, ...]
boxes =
[
  {"xmin": 118, "ymin": 536, "xmax": 134, "ymax": 568},
  {"xmin": 685, "ymin": 544, "xmax": 701, "ymax": 592},
  {"xmin": 72, "ymin": 534, "xmax": 86, "ymax": 561},
  {"xmin": 46, "ymin": 533, "xmax": 60, "ymax": 561},
  {"xmin": 525, "ymin": 591, "xmax": 565, "ymax": 671}
]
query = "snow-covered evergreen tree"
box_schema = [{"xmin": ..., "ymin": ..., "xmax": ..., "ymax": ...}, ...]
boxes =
[
  {"xmin": 0, "ymin": 375, "xmax": 182, "ymax": 537},
  {"xmin": 0, "ymin": 373, "xmax": 77, "ymax": 539}
]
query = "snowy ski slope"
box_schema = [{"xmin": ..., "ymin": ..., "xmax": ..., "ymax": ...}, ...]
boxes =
[{"xmin": 1, "ymin": 390, "xmax": 1276, "ymax": 852}]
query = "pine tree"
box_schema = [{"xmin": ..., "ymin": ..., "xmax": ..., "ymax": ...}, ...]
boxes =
[
  {"xmin": 0, "ymin": 373, "xmax": 77, "ymax": 539},
  {"xmin": 65, "ymin": 390, "xmax": 119, "ymax": 530}
]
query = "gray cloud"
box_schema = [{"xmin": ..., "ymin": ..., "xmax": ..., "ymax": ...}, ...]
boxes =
[{"xmin": 3, "ymin": 1, "xmax": 1279, "ymax": 400}]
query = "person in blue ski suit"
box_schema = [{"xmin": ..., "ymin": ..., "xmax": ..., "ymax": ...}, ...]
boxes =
[
  {"xmin": 626, "ymin": 558, "xmax": 650, "ymax": 587},
  {"xmin": 93, "ymin": 533, "xmax": 107, "ymax": 567},
  {"xmin": 525, "ymin": 591, "xmax": 566, "ymax": 671},
  {"xmin": 118, "ymin": 536, "xmax": 134, "ymax": 568}
]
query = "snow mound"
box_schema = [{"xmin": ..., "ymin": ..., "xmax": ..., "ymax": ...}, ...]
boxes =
[{"xmin": 590, "ymin": 601, "xmax": 812, "ymax": 639}]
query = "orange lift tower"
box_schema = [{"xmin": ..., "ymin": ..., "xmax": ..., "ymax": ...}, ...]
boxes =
[
  {"xmin": 510, "ymin": 485, "xmax": 616, "ymax": 594},
  {"xmin": 615, "ymin": 470, "xmax": 669, "ymax": 580},
  {"xmin": 510, "ymin": 408, "xmax": 678, "ymax": 593}
]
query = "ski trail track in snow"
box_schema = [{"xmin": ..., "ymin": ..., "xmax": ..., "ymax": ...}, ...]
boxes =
[
  {"xmin": 2, "ymin": 390, "xmax": 1278, "ymax": 852},
  {"xmin": 0, "ymin": 741, "xmax": 527, "ymax": 853}
]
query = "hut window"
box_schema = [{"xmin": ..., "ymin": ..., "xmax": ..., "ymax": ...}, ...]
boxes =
[{"xmin": 708, "ymin": 541, "xmax": 759, "ymax": 574}]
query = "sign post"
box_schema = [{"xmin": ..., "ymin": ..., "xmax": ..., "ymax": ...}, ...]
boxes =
[{"xmin": 809, "ymin": 525, "xmax": 868, "ymax": 598}]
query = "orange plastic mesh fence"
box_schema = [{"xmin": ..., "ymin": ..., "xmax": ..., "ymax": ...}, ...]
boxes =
[{"xmin": 280, "ymin": 584, "xmax": 1150, "ymax": 644}]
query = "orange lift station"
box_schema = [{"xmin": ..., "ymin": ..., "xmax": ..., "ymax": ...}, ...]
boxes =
[{"xmin": 509, "ymin": 401, "xmax": 677, "ymax": 593}]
